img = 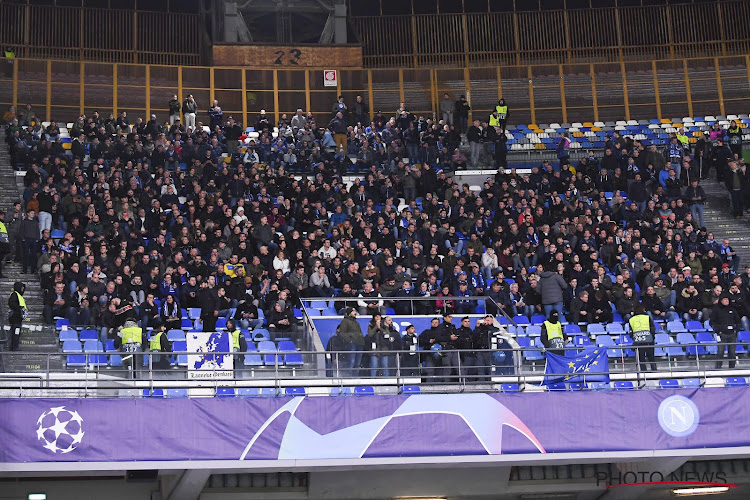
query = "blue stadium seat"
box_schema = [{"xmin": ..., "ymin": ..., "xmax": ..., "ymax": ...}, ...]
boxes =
[
  {"xmin": 58, "ymin": 329, "xmax": 78, "ymax": 342},
  {"xmin": 167, "ymin": 329, "xmax": 186, "ymax": 342},
  {"xmin": 525, "ymin": 325, "xmax": 542, "ymax": 336},
  {"xmin": 736, "ymin": 331, "xmax": 750, "ymax": 354},
  {"xmin": 238, "ymin": 388, "xmax": 260, "ymax": 397},
  {"xmin": 253, "ymin": 329, "xmax": 270, "ymax": 341},
  {"xmin": 278, "ymin": 340, "xmax": 303, "ymax": 366},
  {"xmin": 500, "ymin": 383, "xmax": 520, "ymax": 393},
  {"xmin": 284, "ymin": 387, "xmax": 306, "ymax": 396},
  {"xmin": 658, "ymin": 379, "xmax": 679, "ymax": 389},
  {"xmin": 568, "ymin": 382, "xmax": 584, "ymax": 391},
  {"xmin": 181, "ymin": 318, "xmax": 194, "ymax": 329},
  {"xmin": 676, "ymin": 332, "xmax": 705, "ymax": 356},
  {"xmin": 354, "ymin": 386, "xmax": 375, "ymax": 396},
  {"xmin": 216, "ymin": 388, "xmax": 236, "ymax": 397},
  {"xmin": 614, "ymin": 334, "xmax": 636, "ymax": 357},
  {"xmin": 514, "ymin": 315, "xmax": 531, "ymax": 327},
  {"xmin": 104, "ymin": 339, "xmax": 123, "ymax": 367},
  {"xmin": 587, "ymin": 382, "xmax": 610, "ymax": 390},
  {"xmin": 613, "ymin": 381, "xmax": 635, "ymax": 390},
  {"xmin": 546, "ymin": 382, "xmax": 567, "ymax": 391},
  {"xmin": 606, "ymin": 323, "xmax": 625, "ymax": 335},
  {"xmin": 55, "ymin": 318, "xmax": 70, "ymax": 330},
  {"xmin": 143, "ymin": 389, "xmax": 165, "ymax": 397},
  {"xmin": 726, "ymin": 377, "xmax": 748, "ymax": 387},
  {"xmin": 564, "ymin": 324, "xmax": 582, "ymax": 335},
  {"xmin": 331, "ymin": 387, "xmax": 352, "ymax": 396},
  {"xmin": 667, "ymin": 320, "xmax": 687, "ymax": 334},
  {"xmin": 401, "ymin": 385, "xmax": 421, "ymax": 394},
  {"xmin": 258, "ymin": 340, "xmax": 279, "ymax": 365},
  {"xmin": 243, "ymin": 341, "xmax": 263, "ymax": 366},
  {"xmin": 50, "ymin": 229, "xmax": 66, "ymax": 240},
  {"xmin": 215, "ymin": 317, "xmax": 228, "ymax": 330},
  {"xmin": 79, "ymin": 329, "xmax": 98, "ymax": 342},
  {"xmin": 530, "ymin": 314, "xmax": 546, "ymax": 325},
  {"xmin": 681, "ymin": 378, "xmax": 701, "ymax": 388},
  {"xmin": 166, "ymin": 388, "xmax": 188, "ymax": 398},
  {"xmin": 587, "ymin": 324, "xmax": 606, "ymax": 336},
  {"xmin": 611, "ymin": 313, "xmax": 624, "ymax": 324},
  {"xmin": 188, "ymin": 308, "xmax": 202, "ymax": 320},
  {"xmin": 654, "ymin": 333, "xmax": 671, "ymax": 357},
  {"xmin": 686, "ymin": 320, "xmax": 706, "ymax": 333}
]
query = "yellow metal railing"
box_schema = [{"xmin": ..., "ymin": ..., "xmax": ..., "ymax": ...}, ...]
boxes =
[{"xmin": 2, "ymin": 55, "xmax": 749, "ymax": 128}]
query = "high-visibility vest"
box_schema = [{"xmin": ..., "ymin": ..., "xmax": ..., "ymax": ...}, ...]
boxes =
[
  {"xmin": 150, "ymin": 330, "xmax": 163, "ymax": 351},
  {"xmin": 489, "ymin": 114, "xmax": 501, "ymax": 127},
  {"xmin": 495, "ymin": 105, "xmax": 508, "ymax": 120},
  {"xmin": 0, "ymin": 222, "xmax": 7, "ymax": 234},
  {"xmin": 230, "ymin": 329, "xmax": 241, "ymax": 350},
  {"xmin": 543, "ymin": 321, "xmax": 563, "ymax": 340},
  {"xmin": 629, "ymin": 314, "xmax": 652, "ymax": 344},
  {"xmin": 121, "ymin": 326, "xmax": 142, "ymax": 344},
  {"xmin": 13, "ymin": 291, "xmax": 25, "ymax": 309},
  {"xmin": 3, "ymin": 50, "xmax": 14, "ymax": 59}
]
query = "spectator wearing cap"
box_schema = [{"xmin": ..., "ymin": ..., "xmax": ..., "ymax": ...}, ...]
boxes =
[{"xmin": 337, "ymin": 307, "xmax": 363, "ymax": 377}]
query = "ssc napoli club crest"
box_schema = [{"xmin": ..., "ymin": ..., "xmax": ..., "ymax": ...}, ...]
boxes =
[{"xmin": 658, "ymin": 396, "xmax": 699, "ymax": 438}]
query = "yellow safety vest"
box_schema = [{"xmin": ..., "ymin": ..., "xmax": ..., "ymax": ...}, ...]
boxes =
[
  {"xmin": 629, "ymin": 314, "xmax": 652, "ymax": 344},
  {"xmin": 676, "ymin": 134, "xmax": 689, "ymax": 145},
  {"xmin": 3, "ymin": 50, "xmax": 14, "ymax": 59},
  {"xmin": 0, "ymin": 222, "xmax": 7, "ymax": 234},
  {"xmin": 121, "ymin": 326, "xmax": 142, "ymax": 345},
  {"xmin": 544, "ymin": 321, "xmax": 563, "ymax": 340},
  {"xmin": 150, "ymin": 330, "xmax": 163, "ymax": 351},
  {"xmin": 495, "ymin": 105, "xmax": 508, "ymax": 120},
  {"xmin": 230, "ymin": 329, "xmax": 241, "ymax": 350},
  {"xmin": 489, "ymin": 114, "xmax": 501, "ymax": 127},
  {"xmin": 14, "ymin": 291, "xmax": 25, "ymax": 309}
]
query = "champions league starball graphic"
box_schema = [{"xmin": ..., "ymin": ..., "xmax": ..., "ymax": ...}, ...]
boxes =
[{"xmin": 36, "ymin": 406, "xmax": 85, "ymax": 454}]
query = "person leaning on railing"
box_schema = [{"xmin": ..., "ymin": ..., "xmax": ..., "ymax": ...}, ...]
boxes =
[{"xmin": 629, "ymin": 305, "xmax": 657, "ymax": 373}]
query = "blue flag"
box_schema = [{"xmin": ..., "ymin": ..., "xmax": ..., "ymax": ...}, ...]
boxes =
[{"xmin": 544, "ymin": 347, "xmax": 609, "ymax": 385}]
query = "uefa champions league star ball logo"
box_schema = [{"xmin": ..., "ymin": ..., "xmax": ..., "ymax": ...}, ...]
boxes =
[{"xmin": 36, "ymin": 406, "xmax": 85, "ymax": 453}]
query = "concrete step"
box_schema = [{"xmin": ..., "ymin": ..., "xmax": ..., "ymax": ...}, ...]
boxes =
[{"xmin": 1, "ymin": 353, "xmax": 65, "ymax": 373}]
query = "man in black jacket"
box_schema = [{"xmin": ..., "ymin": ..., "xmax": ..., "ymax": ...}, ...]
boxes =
[
  {"xmin": 198, "ymin": 277, "xmax": 220, "ymax": 332},
  {"xmin": 419, "ymin": 317, "xmax": 442, "ymax": 382},
  {"xmin": 712, "ymin": 295, "xmax": 741, "ymax": 369}
]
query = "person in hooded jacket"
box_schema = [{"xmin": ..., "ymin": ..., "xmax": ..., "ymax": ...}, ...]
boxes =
[
  {"xmin": 711, "ymin": 294, "xmax": 741, "ymax": 369},
  {"xmin": 536, "ymin": 263, "xmax": 568, "ymax": 316},
  {"xmin": 7, "ymin": 281, "xmax": 26, "ymax": 351},
  {"xmin": 337, "ymin": 307, "xmax": 364, "ymax": 377}
]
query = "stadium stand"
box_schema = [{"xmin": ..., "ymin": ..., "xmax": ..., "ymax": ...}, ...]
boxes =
[{"xmin": 3, "ymin": 89, "xmax": 750, "ymax": 390}]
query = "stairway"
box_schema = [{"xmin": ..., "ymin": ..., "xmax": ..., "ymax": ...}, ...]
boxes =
[
  {"xmin": 0, "ymin": 128, "xmax": 63, "ymax": 372},
  {"xmin": 700, "ymin": 176, "xmax": 750, "ymax": 266}
]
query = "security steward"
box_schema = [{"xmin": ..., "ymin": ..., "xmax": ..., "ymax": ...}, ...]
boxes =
[
  {"xmin": 148, "ymin": 320, "xmax": 172, "ymax": 370},
  {"xmin": 495, "ymin": 98, "xmax": 508, "ymax": 131},
  {"xmin": 541, "ymin": 310, "xmax": 568, "ymax": 356},
  {"xmin": 119, "ymin": 319, "xmax": 144, "ymax": 377},
  {"xmin": 629, "ymin": 304, "xmax": 657, "ymax": 372},
  {"xmin": 400, "ymin": 324, "xmax": 420, "ymax": 377},
  {"xmin": 7, "ymin": 281, "xmax": 26, "ymax": 351},
  {"xmin": 226, "ymin": 319, "xmax": 248, "ymax": 368}
]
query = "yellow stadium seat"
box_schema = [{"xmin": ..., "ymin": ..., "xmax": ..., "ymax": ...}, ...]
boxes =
[
  {"xmin": 535, "ymin": 143, "xmax": 545, "ymax": 150},
  {"xmin": 689, "ymin": 137, "xmax": 697, "ymax": 143},
  {"xmin": 573, "ymin": 132, "xmax": 584, "ymax": 137},
  {"xmin": 674, "ymin": 123, "xmax": 683, "ymax": 128},
  {"xmin": 62, "ymin": 143, "xmax": 71, "ymax": 150},
  {"xmin": 582, "ymin": 122, "xmax": 594, "ymax": 127},
  {"xmin": 693, "ymin": 131, "xmax": 703, "ymax": 137},
  {"xmin": 533, "ymin": 129, "xmax": 544, "ymax": 134},
  {"xmin": 528, "ymin": 124, "xmax": 538, "ymax": 129},
  {"xmin": 660, "ymin": 119, "xmax": 671, "ymax": 124},
  {"xmin": 224, "ymin": 156, "xmax": 231, "ymax": 163},
  {"xmin": 591, "ymin": 126, "xmax": 601, "ymax": 131}
]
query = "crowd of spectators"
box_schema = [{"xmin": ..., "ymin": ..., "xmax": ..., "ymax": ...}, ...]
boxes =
[{"xmin": 1, "ymin": 99, "xmax": 749, "ymax": 358}]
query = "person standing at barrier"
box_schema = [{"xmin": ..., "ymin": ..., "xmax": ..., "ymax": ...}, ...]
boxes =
[
  {"xmin": 629, "ymin": 305, "xmax": 657, "ymax": 373},
  {"xmin": 400, "ymin": 324, "xmax": 420, "ymax": 377},
  {"xmin": 541, "ymin": 310, "xmax": 567, "ymax": 357},
  {"xmin": 148, "ymin": 320, "xmax": 172, "ymax": 370},
  {"xmin": 495, "ymin": 98, "xmax": 508, "ymax": 132},
  {"xmin": 712, "ymin": 295, "xmax": 741, "ymax": 369},
  {"xmin": 419, "ymin": 317, "xmax": 442, "ymax": 382},
  {"xmin": 168, "ymin": 94, "xmax": 181, "ymax": 125},
  {"xmin": 454, "ymin": 316, "xmax": 475, "ymax": 383},
  {"xmin": 440, "ymin": 93, "xmax": 454, "ymax": 126},
  {"xmin": 338, "ymin": 307, "xmax": 364, "ymax": 377},
  {"xmin": 7, "ymin": 282, "xmax": 26, "ymax": 351},
  {"xmin": 537, "ymin": 264, "xmax": 568, "ymax": 317},
  {"xmin": 119, "ymin": 319, "xmax": 144, "ymax": 378},
  {"xmin": 198, "ymin": 277, "xmax": 219, "ymax": 332},
  {"xmin": 471, "ymin": 314, "xmax": 495, "ymax": 381},
  {"xmin": 226, "ymin": 319, "xmax": 247, "ymax": 370},
  {"xmin": 182, "ymin": 94, "xmax": 197, "ymax": 131},
  {"xmin": 454, "ymin": 95, "xmax": 470, "ymax": 134}
]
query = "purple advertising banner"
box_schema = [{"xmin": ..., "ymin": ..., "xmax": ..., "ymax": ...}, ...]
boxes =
[{"xmin": 0, "ymin": 388, "xmax": 747, "ymax": 464}]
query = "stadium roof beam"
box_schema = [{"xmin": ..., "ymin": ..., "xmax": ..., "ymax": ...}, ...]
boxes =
[{"xmin": 164, "ymin": 469, "xmax": 212, "ymax": 500}]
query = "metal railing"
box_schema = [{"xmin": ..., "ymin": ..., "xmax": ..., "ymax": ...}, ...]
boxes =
[
  {"xmin": 1, "ymin": 343, "xmax": 748, "ymax": 397},
  {"xmin": 4, "ymin": 55, "xmax": 750, "ymax": 130}
]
